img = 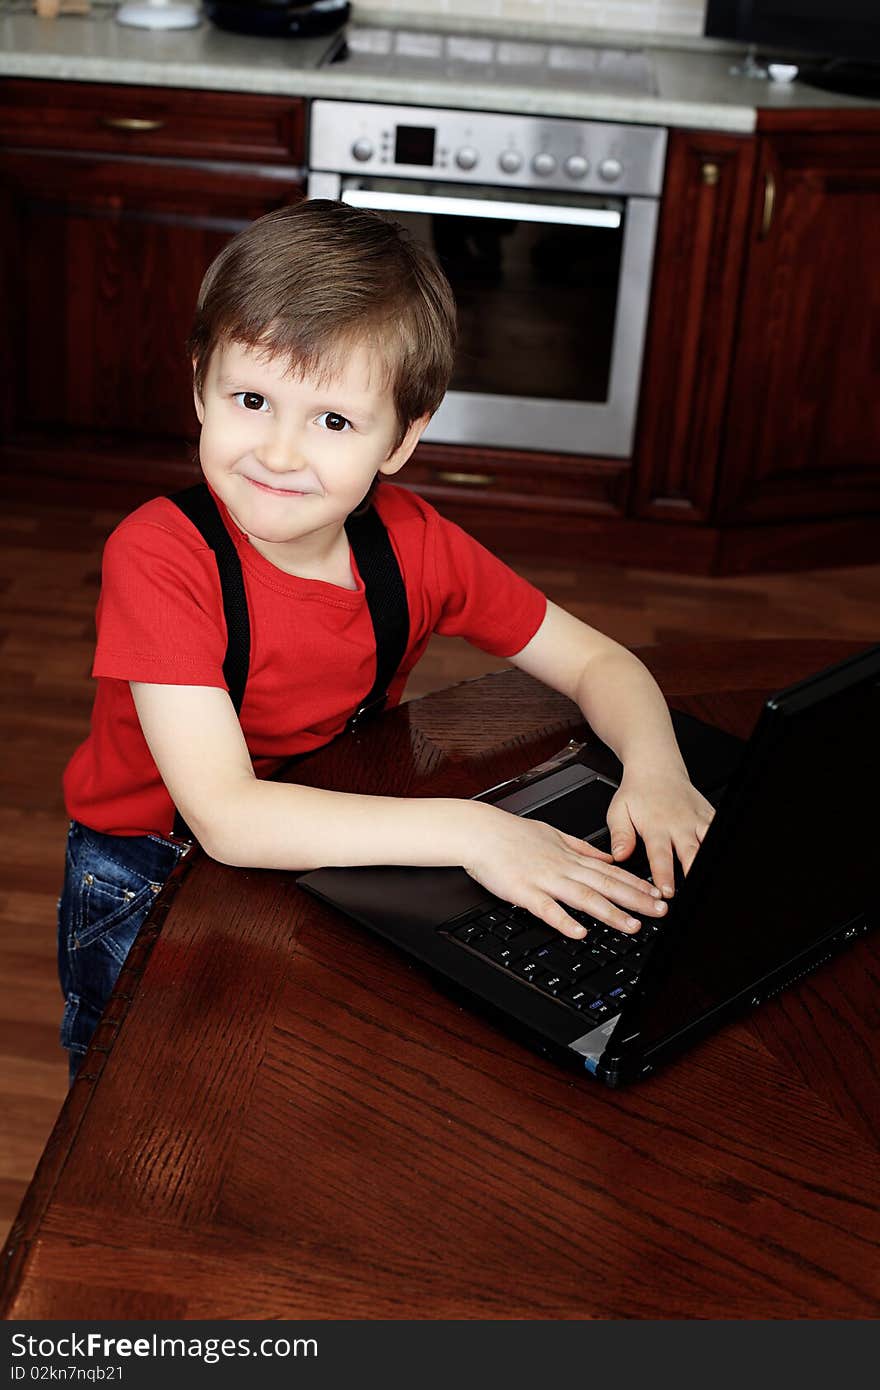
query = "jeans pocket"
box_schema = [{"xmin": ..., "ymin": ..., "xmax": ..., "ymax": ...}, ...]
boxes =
[
  {"xmin": 69, "ymin": 875, "xmax": 160, "ymax": 1029},
  {"xmin": 58, "ymin": 824, "xmax": 179, "ymax": 1070},
  {"xmin": 75, "ymin": 873, "xmax": 158, "ymax": 957}
]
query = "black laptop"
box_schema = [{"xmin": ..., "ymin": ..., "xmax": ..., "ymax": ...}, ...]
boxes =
[{"xmin": 299, "ymin": 644, "xmax": 879, "ymax": 1086}]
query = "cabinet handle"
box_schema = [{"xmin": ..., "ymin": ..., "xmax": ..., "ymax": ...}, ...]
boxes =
[
  {"xmin": 100, "ymin": 117, "xmax": 166, "ymax": 133},
  {"xmin": 760, "ymin": 170, "xmax": 777, "ymax": 239},
  {"xmin": 433, "ymin": 470, "xmax": 495, "ymax": 487},
  {"xmin": 701, "ymin": 161, "xmax": 720, "ymax": 187}
]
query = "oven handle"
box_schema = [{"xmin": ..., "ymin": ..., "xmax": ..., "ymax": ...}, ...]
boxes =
[{"xmin": 341, "ymin": 187, "xmax": 622, "ymax": 230}]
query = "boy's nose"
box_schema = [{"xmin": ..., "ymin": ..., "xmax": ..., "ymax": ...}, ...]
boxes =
[{"xmin": 256, "ymin": 429, "xmax": 307, "ymax": 474}]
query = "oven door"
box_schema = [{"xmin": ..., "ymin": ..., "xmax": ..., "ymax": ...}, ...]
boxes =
[{"xmin": 308, "ymin": 171, "xmax": 659, "ymax": 457}]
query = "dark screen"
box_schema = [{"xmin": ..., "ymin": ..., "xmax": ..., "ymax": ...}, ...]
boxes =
[
  {"xmin": 705, "ymin": 1, "xmax": 880, "ymax": 60},
  {"xmin": 394, "ymin": 125, "xmax": 436, "ymax": 167},
  {"xmin": 619, "ymin": 647, "xmax": 880, "ymax": 1059}
]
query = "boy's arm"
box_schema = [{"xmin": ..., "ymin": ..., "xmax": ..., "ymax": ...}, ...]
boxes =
[
  {"xmin": 130, "ymin": 681, "xmax": 667, "ymax": 938},
  {"xmin": 130, "ymin": 681, "xmax": 468, "ymax": 871},
  {"xmin": 507, "ymin": 601, "xmax": 716, "ymax": 895}
]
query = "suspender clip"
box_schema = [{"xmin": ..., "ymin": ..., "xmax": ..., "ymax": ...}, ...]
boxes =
[{"xmin": 346, "ymin": 694, "xmax": 388, "ymax": 735}]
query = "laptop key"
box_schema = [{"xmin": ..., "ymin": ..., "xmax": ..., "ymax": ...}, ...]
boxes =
[
  {"xmin": 602, "ymin": 937, "xmax": 634, "ymax": 957},
  {"xmin": 588, "ymin": 944, "xmax": 615, "ymax": 965},
  {"xmin": 450, "ymin": 922, "xmax": 488, "ymax": 945},
  {"xmin": 533, "ymin": 944, "xmax": 579, "ymax": 976},
  {"xmin": 512, "ymin": 959, "xmax": 548, "ymax": 985},
  {"xmin": 480, "ymin": 909, "xmax": 514, "ymax": 929},
  {"xmin": 559, "ymin": 985, "xmax": 594, "ymax": 1011},
  {"xmin": 505, "ymin": 925, "xmax": 555, "ymax": 958},
  {"xmin": 470, "ymin": 934, "xmax": 517, "ymax": 965},
  {"xmin": 617, "ymin": 934, "xmax": 648, "ymax": 955},
  {"xmin": 558, "ymin": 936, "xmax": 595, "ymax": 959},
  {"xmin": 569, "ymin": 957, "xmax": 601, "ymax": 980},
  {"xmin": 581, "ymin": 964, "xmax": 629, "ymax": 998},
  {"xmin": 583, "ymin": 998, "xmax": 613, "ymax": 1021}
]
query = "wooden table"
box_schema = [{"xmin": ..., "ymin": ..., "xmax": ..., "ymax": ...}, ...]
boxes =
[{"xmin": 2, "ymin": 639, "xmax": 878, "ymax": 1320}]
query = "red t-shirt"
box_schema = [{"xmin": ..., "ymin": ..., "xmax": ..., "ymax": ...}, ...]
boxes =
[{"xmin": 63, "ymin": 483, "xmax": 547, "ymax": 836}]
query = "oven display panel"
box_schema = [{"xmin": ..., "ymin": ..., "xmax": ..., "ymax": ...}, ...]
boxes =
[{"xmin": 394, "ymin": 125, "xmax": 436, "ymax": 167}]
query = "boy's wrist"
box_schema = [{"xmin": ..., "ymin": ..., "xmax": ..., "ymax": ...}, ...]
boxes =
[
  {"xmin": 420, "ymin": 796, "xmax": 494, "ymax": 872},
  {"xmin": 620, "ymin": 738, "xmax": 690, "ymax": 782}
]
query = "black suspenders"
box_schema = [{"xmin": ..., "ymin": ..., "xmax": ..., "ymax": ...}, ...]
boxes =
[
  {"xmin": 171, "ymin": 483, "xmax": 252, "ymax": 716},
  {"xmin": 168, "ymin": 482, "xmax": 410, "ymax": 840}
]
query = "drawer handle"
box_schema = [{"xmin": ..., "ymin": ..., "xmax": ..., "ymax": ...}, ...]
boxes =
[
  {"xmin": 760, "ymin": 170, "xmax": 777, "ymax": 239},
  {"xmin": 433, "ymin": 470, "xmax": 495, "ymax": 487},
  {"xmin": 100, "ymin": 117, "xmax": 166, "ymax": 133},
  {"xmin": 701, "ymin": 161, "xmax": 720, "ymax": 187}
]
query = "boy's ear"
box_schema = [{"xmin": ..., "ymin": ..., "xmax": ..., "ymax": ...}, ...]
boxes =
[
  {"xmin": 192, "ymin": 358, "xmax": 205, "ymax": 425},
  {"xmin": 378, "ymin": 414, "xmax": 432, "ymax": 477}
]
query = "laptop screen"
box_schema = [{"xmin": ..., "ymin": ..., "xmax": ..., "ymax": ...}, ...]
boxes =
[{"xmin": 619, "ymin": 646, "xmax": 880, "ymax": 1060}]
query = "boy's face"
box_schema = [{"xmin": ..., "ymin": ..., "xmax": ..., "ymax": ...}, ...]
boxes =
[{"xmin": 193, "ymin": 339, "xmax": 428, "ymax": 553}]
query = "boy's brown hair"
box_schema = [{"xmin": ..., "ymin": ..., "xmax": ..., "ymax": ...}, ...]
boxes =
[{"xmin": 189, "ymin": 198, "xmax": 458, "ymax": 456}]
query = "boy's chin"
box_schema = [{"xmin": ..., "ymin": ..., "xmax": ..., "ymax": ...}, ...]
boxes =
[{"xmin": 243, "ymin": 506, "xmax": 348, "ymax": 548}]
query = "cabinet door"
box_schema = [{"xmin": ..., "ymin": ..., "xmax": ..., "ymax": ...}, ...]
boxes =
[
  {"xmin": 716, "ymin": 133, "xmax": 880, "ymax": 523},
  {"xmin": 633, "ymin": 130, "xmax": 756, "ymax": 523},
  {"xmin": 0, "ymin": 149, "xmax": 304, "ymax": 495}
]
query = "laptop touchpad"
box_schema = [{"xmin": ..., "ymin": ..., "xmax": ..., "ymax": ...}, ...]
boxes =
[
  {"xmin": 522, "ymin": 778, "xmax": 616, "ymax": 841},
  {"xmin": 492, "ymin": 767, "xmax": 617, "ymax": 842}
]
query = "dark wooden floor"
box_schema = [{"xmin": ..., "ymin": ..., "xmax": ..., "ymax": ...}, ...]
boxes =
[{"xmin": 2, "ymin": 494, "xmax": 879, "ymax": 1248}]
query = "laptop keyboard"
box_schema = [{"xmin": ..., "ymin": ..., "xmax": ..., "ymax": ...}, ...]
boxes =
[{"xmin": 440, "ymin": 900, "xmax": 664, "ymax": 1023}]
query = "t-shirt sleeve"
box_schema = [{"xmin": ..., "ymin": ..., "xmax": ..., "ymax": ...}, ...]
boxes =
[
  {"xmin": 92, "ymin": 514, "xmax": 229, "ymax": 687},
  {"xmin": 429, "ymin": 508, "xmax": 547, "ymax": 657}
]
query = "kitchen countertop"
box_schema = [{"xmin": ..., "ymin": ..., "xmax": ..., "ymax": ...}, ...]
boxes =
[{"xmin": 1, "ymin": 6, "xmax": 878, "ymax": 134}]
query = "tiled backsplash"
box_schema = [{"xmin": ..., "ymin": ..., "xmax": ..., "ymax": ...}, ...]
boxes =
[{"xmin": 355, "ymin": 0, "xmax": 707, "ymax": 38}]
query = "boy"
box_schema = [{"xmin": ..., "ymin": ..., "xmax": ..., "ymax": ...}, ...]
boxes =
[{"xmin": 58, "ymin": 199, "xmax": 714, "ymax": 1082}]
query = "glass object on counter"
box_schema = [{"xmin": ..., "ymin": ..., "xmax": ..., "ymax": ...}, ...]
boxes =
[{"xmin": 116, "ymin": 0, "xmax": 201, "ymax": 29}]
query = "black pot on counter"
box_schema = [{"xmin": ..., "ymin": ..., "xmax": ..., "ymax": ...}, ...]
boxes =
[{"xmin": 204, "ymin": 0, "xmax": 350, "ymax": 38}]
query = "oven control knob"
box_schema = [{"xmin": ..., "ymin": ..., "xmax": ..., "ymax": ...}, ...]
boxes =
[
  {"xmin": 565, "ymin": 154, "xmax": 590, "ymax": 180},
  {"xmin": 498, "ymin": 149, "xmax": 523, "ymax": 175},
  {"xmin": 351, "ymin": 137, "xmax": 375, "ymax": 163},
  {"xmin": 531, "ymin": 152, "xmax": 557, "ymax": 177},
  {"xmin": 599, "ymin": 157, "xmax": 624, "ymax": 183},
  {"xmin": 455, "ymin": 146, "xmax": 479, "ymax": 171}
]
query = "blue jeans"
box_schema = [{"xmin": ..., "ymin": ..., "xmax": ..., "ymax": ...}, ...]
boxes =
[{"xmin": 57, "ymin": 821, "xmax": 190, "ymax": 1086}]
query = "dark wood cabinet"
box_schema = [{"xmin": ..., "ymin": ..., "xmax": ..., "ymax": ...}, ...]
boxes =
[
  {"xmin": 630, "ymin": 115, "xmax": 880, "ymax": 571},
  {"xmin": 2, "ymin": 77, "xmax": 879, "ymax": 571},
  {"xmin": 716, "ymin": 129, "xmax": 880, "ymax": 526},
  {"xmin": 0, "ymin": 81, "xmax": 306, "ymax": 505},
  {"xmin": 632, "ymin": 128, "xmax": 757, "ymax": 525}
]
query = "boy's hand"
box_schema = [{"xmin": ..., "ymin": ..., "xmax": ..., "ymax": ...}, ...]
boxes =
[
  {"xmin": 606, "ymin": 768, "xmax": 716, "ymax": 898},
  {"xmin": 462, "ymin": 802, "xmax": 670, "ymax": 940}
]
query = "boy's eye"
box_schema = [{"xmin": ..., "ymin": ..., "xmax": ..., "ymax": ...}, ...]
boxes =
[
  {"xmin": 233, "ymin": 392, "xmax": 269, "ymax": 412},
  {"xmin": 316, "ymin": 411, "xmax": 352, "ymax": 432}
]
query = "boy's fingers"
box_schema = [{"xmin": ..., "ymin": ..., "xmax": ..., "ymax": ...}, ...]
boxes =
[
  {"xmin": 559, "ymin": 832, "xmax": 613, "ymax": 862},
  {"xmin": 529, "ymin": 885, "xmax": 642, "ymax": 940},
  {"xmin": 643, "ymin": 835, "xmax": 676, "ymax": 898},
  {"xmin": 606, "ymin": 816, "xmax": 636, "ymax": 861},
  {"xmin": 677, "ymin": 833, "xmax": 703, "ymax": 876},
  {"xmin": 530, "ymin": 894, "xmax": 588, "ymax": 940},
  {"xmin": 580, "ymin": 872, "xmax": 668, "ymax": 919},
  {"xmin": 562, "ymin": 839, "xmax": 662, "ymax": 899}
]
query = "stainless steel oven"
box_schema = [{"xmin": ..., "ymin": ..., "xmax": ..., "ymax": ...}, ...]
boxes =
[{"xmin": 308, "ymin": 101, "xmax": 666, "ymax": 457}]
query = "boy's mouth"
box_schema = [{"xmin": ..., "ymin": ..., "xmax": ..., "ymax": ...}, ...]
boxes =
[{"xmin": 244, "ymin": 476, "xmax": 318, "ymax": 498}]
